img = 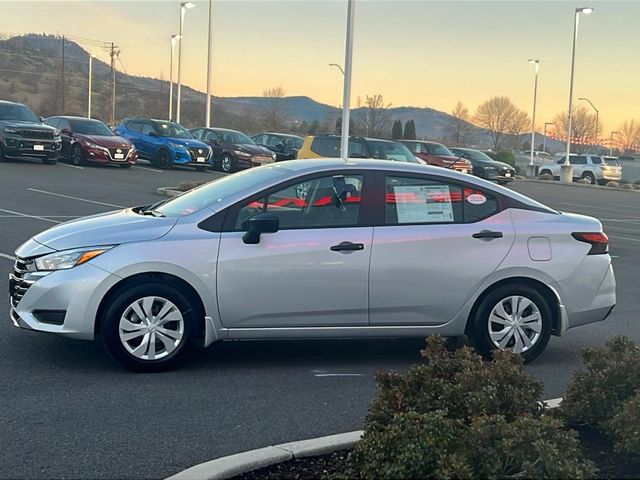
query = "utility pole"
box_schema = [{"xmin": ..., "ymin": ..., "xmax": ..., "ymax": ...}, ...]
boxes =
[
  {"xmin": 109, "ymin": 43, "xmax": 119, "ymax": 125},
  {"xmin": 61, "ymin": 36, "xmax": 66, "ymax": 113}
]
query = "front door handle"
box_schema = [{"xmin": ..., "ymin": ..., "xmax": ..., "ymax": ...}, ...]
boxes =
[
  {"xmin": 330, "ymin": 241, "xmax": 365, "ymax": 252},
  {"xmin": 472, "ymin": 230, "xmax": 504, "ymax": 239}
]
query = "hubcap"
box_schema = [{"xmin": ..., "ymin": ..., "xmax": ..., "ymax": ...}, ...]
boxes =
[
  {"xmin": 221, "ymin": 156, "xmax": 232, "ymax": 172},
  {"xmin": 487, "ymin": 295, "xmax": 542, "ymax": 354},
  {"xmin": 118, "ymin": 296, "xmax": 184, "ymax": 361},
  {"xmin": 73, "ymin": 147, "xmax": 82, "ymax": 164}
]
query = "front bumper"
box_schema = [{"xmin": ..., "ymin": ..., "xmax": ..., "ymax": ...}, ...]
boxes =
[
  {"xmin": 2, "ymin": 136, "xmax": 61, "ymax": 158},
  {"xmin": 9, "ymin": 262, "xmax": 120, "ymax": 340},
  {"xmin": 84, "ymin": 145, "xmax": 137, "ymax": 165},
  {"xmin": 174, "ymin": 148, "xmax": 212, "ymax": 167}
]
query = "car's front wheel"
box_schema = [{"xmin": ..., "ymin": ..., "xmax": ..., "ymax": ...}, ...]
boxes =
[
  {"xmin": 468, "ymin": 284, "xmax": 552, "ymax": 363},
  {"xmin": 153, "ymin": 149, "xmax": 172, "ymax": 169},
  {"xmin": 581, "ymin": 172, "xmax": 596, "ymax": 185},
  {"xmin": 101, "ymin": 282, "xmax": 197, "ymax": 372},
  {"xmin": 220, "ymin": 153, "xmax": 235, "ymax": 173},
  {"xmin": 71, "ymin": 144, "xmax": 84, "ymax": 166}
]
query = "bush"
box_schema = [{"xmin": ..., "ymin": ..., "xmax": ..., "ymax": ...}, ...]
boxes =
[
  {"xmin": 349, "ymin": 337, "xmax": 595, "ymax": 479},
  {"xmin": 619, "ymin": 178, "xmax": 631, "ymax": 185},
  {"xmin": 494, "ymin": 150, "xmax": 517, "ymax": 167},
  {"xmin": 539, "ymin": 173, "xmax": 554, "ymax": 181},
  {"xmin": 560, "ymin": 336, "xmax": 640, "ymax": 430},
  {"xmin": 176, "ymin": 180, "xmax": 207, "ymax": 192},
  {"xmin": 610, "ymin": 392, "xmax": 640, "ymax": 457},
  {"xmin": 576, "ymin": 178, "xmax": 592, "ymax": 184},
  {"xmin": 620, "ymin": 183, "xmax": 634, "ymax": 190}
]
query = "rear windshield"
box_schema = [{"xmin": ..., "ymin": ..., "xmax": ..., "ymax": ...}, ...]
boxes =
[{"xmin": 604, "ymin": 157, "xmax": 620, "ymax": 166}]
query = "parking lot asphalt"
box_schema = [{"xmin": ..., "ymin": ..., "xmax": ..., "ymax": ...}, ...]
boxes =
[{"xmin": 0, "ymin": 159, "xmax": 639, "ymax": 480}]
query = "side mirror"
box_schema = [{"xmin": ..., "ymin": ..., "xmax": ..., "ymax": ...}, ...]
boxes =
[
  {"xmin": 148, "ymin": 131, "xmax": 157, "ymax": 137},
  {"xmin": 61, "ymin": 128, "xmax": 72, "ymax": 136},
  {"xmin": 39, "ymin": 116, "xmax": 45, "ymax": 123},
  {"xmin": 274, "ymin": 143, "xmax": 284, "ymax": 151},
  {"xmin": 242, "ymin": 213, "xmax": 279, "ymax": 244}
]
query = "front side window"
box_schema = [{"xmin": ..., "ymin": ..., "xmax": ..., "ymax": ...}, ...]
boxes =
[
  {"xmin": 385, "ymin": 176, "xmax": 499, "ymax": 225},
  {"xmin": 235, "ymin": 174, "xmax": 364, "ymax": 230},
  {"xmin": 571, "ymin": 156, "xmax": 588, "ymax": 165},
  {"xmin": 204, "ymin": 130, "xmax": 219, "ymax": 142},
  {"xmin": 141, "ymin": 123, "xmax": 155, "ymax": 136},
  {"xmin": 367, "ymin": 141, "xmax": 419, "ymax": 163}
]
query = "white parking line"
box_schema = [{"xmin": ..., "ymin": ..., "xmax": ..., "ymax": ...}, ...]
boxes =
[
  {"xmin": 133, "ymin": 166, "xmax": 163, "ymax": 173},
  {"xmin": 0, "ymin": 215, "xmax": 81, "ymax": 219},
  {"xmin": 26, "ymin": 188, "xmax": 125, "ymax": 208},
  {"xmin": 0, "ymin": 252, "xmax": 16, "ymax": 261},
  {"xmin": 314, "ymin": 373, "xmax": 364, "ymax": 377},
  {"xmin": 0, "ymin": 208, "xmax": 61, "ymax": 224},
  {"xmin": 58, "ymin": 163, "xmax": 84, "ymax": 170}
]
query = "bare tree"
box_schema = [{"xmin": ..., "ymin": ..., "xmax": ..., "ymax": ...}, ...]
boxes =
[
  {"xmin": 261, "ymin": 86, "xmax": 291, "ymax": 132},
  {"xmin": 616, "ymin": 119, "xmax": 640, "ymax": 153},
  {"xmin": 507, "ymin": 109, "xmax": 531, "ymax": 149},
  {"xmin": 354, "ymin": 94, "xmax": 392, "ymax": 138},
  {"xmin": 473, "ymin": 96, "xmax": 520, "ymax": 151},
  {"xmin": 448, "ymin": 101, "xmax": 475, "ymax": 147},
  {"xmin": 551, "ymin": 106, "xmax": 601, "ymax": 154}
]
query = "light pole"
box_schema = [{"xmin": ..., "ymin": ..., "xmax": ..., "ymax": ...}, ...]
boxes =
[
  {"xmin": 542, "ymin": 122, "xmax": 553, "ymax": 153},
  {"xmin": 168, "ymin": 34, "xmax": 180, "ymax": 121},
  {"xmin": 205, "ymin": 0, "xmax": 213, "ymax": 127},
  {"xmin": 562, "ymin": 6, "xmax": 593, "ymax": 183},
  {"xmin": 527, "ymin": 59, "xmax": 539, "ymax": 177},
  {"xmin": 329, "ymin": 63, "xmax": 345, "ymax": 76},
  {"xmin": 578, "ymin": 97, "xmax": 599, "ymax": 148},
  {"xmin": 340, "ymin": 0, "xmax": 355, "ymax": 161},
  {"xmin": 176, "ymin": 1, "xmax": 195, "ymax": 124},
  {"xmin": 87, "ymin": 54, "xmax": 95, "ymax": 118},
  {"xmin": 609, "ymin": 131, "xmax": 620, "ymax": 156}
]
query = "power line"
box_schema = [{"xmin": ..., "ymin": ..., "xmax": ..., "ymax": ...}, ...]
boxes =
[{"xmin": 0, "ymin": 49, "xmax": 89, "ymax": 64}]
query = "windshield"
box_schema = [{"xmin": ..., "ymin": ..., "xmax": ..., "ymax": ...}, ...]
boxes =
[
  {"xmin": 452, "ymin": 148, "xmax": 494, "ymax": 162},
  {"xmin": 216, "ymin": 130, "xmax": 255, "ymax": 145},
  {"xmin": 0, "ymin": 103, "xmax": 40, "ymax": 123},
  {"xmin": 153, "ymin": 121, "xmax": 193, "ymax": 139},
  {"xmin": 70, "ymin": 120, "xmax": 114, "ymax": 136},
  {"xmin": 156, "ymin": 165, "xmax": 291, "ymax": 217},
  {"xmin": 425, "ymin": 143, "xmax": 453, "ymax": 156},
  {"xmin": 367, "ymin": 141, "xmax": 419, "ymax": 163}
]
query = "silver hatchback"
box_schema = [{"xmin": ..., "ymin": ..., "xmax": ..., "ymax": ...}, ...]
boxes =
[{"xmin": 9, "ymin": 159, "xmax": 616, "ymax": 371}]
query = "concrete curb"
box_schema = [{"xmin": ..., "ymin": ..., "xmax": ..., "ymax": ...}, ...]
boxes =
[
  {"xmin": 166, "ymin": 399, "xmax": 562, "ymax": 480},
  {"xmin": 519, "ymin": 178, "xmax": 640, "ymax": 193},
  {"xmin": 165, "ymin": 430, "xmax": 364, "ymax": 480},
  {"xmin": 156, "ymin": 187, "xmax": 183, "ymax": 197}
]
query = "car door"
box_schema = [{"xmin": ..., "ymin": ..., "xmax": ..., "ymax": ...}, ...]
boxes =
[
  {"xmin": 203, "ymin": 130, "xmax": 223, "ymax": 160},
  {"xmin": 369, "ymin": 172, "xmax": 515, "ymax": 326},
  {"xmin": 216, "ymin": 171, "xmax": 373, "ymax": 328}
]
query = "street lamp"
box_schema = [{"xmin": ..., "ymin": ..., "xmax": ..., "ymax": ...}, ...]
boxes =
[
  {"xmin": 329, "ymin": 63, "xmax": 345, "ymax": 76},
  {"xmin": 168, "ymin": 34, "xmax": 181, "ymax": 121},
  {"xmin": 578, "ymin": 97, "xmax": 599, "ymax": 148},
  {"xmin": 542, "ymin": 122, "xmax": 553, "ymax": 153},
  {"xmin": 87, "ymin": 54, "xmax": 96, "ymax": 118},
  {"xmin": 205, "ymin": 0, "xmax": 213, "ymax": 127},
  {"xmin": 562, "ymin": 6, "xmax": 594, "ymax": 183},
  {"xmin": 527, "ymin": 59, "xmax": 539, "ymax": 177},
  {"xmin": 176, "ymin": 1, "xmax": 195, "ymax": 124},
  {"xmin": 340, "ymin": 0, "xmax": 355, "ymax": 161},
  {"xmin": 609, "ymin": 131, "xmax": 620, "ymax": 156}
]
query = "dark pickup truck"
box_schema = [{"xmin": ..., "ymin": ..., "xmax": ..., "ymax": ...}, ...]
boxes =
[{"xmin": 0, "ymin": 100, "xmax": 62, "ymax": 164}]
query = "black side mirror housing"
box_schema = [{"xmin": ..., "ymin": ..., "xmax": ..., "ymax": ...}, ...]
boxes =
[{"xmin": 242, "ymin": 213, "xmax": 279, "ymax": 244}]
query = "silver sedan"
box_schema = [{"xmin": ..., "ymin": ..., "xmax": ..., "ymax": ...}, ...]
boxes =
[{"xmin": 9, "ymin": 159, "xmax": 616, "ymax": 371}]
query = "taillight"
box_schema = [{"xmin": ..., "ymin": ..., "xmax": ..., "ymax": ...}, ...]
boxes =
[{"xmin": 572, "ymin": 232, "xmax": 609, "ymax": 255}]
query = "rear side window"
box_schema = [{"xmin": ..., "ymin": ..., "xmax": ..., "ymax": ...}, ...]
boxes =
[
  {"xmin": 591, "ymin": 156, "xmax": 602, "ymax": 164},
  {"xmin": 385, "ymin": 176, "xmax": 499, "ymax": 225},
  {"xmin": 571, "ymin": 156, "xmax": 587, "ymax": 165},
  {"xmin": 311, "ymin": 137, "xmax": 340, "ymax": 157},
  {"xmin": 127, "ymin": 121, "xmax": 143, "ymax": 133}
]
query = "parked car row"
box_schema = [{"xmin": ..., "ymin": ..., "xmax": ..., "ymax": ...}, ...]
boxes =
[{"xmin": 539, "ymin": 154, "xmax": 622, "ymax": 185}]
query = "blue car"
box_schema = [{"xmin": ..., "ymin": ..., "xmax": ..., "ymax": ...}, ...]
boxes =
[{"xmin": 114, "ymin": 118, "xmax": 212, "ymax": 170}]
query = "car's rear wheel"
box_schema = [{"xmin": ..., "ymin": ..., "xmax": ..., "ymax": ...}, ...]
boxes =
[
  {"xmin": 71, "ymin": 144, "xmax": 84, "ymax": 166},
  {"xmin": 582, "ymin": 171, "xmax": 596, "ymax": 184},
  {"xmin": 468, "ymin": 284, "xmax": 552, "ymax": 364},
  {"xmin": 101, "ymin": 282, "xmax": 197, "ymax": 372},
  {"xmin": 220, "ymin": 153, "xmax": 235, "ymax": 173},
  {"xmin": 153, "ymin": 149, "xmax": 172, "ymax": 169}
]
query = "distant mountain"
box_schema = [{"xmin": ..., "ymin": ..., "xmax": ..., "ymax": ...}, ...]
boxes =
[{"xmin": 1, "ymin": 33, "xmax": 565, "ymax": 151}]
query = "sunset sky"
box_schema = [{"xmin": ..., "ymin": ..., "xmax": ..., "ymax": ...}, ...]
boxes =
[{"xmin": 1, "ymin": 0, "xmax": 638, "ymax": 134}]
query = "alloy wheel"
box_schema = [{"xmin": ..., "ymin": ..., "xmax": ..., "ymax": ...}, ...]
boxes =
[
  {"xmin": 487, "ymin": 295, "xmax": 542, "ymax": 354},
  {"xmin": 118, "ymin": 296, "xmax": 184, "ymax": 361},
  {"xmin": 72, "ymin": 145, "xmax": 83, "ymax": 165},
  {"xmin": 221, "ymin": 155, "xmax": 233, "ymax": 173}
]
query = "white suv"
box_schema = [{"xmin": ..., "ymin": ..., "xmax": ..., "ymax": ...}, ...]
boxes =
[{"xmin": 540, "ymin": 154, "xmax": 622, "ymax": 184}]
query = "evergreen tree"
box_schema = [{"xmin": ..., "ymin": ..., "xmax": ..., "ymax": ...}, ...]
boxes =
[
  {"xmin": 403, "ymin": 119, "xmax": 417, "ymax": 139},
  {"xmin": 308, "ymin": 119, "xmax": 320, "ymax": 134},
  {"xmin": 391, "ymin": 120, "xmax": 403, "ymax": 139}
]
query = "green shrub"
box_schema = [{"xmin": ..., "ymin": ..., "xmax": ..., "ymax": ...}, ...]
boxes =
[
  {"xmin": 610, "ymin": 392, "xmax": 640, "ymax": 457},
  {"xmin": 576, "ymin": 178, "xmax": 591, "ymax": 184},
  {"xmin": 349, "ymin": 337, "xmax": 595, "ymax": 479},
  {"xmin": 495, "ymin": 150, "xmax": 517, "ymax": 167},
  {"xmin": 560, "ymin": 336, "xmax": 640, "ymax": 430}
]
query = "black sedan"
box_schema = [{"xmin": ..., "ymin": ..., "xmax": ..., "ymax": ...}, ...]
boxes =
[
  {"xmin": 190, "ymin": 127, "xmax": 276, "ymax": 173},
  {"xmin": 449, "ymin": 148, "xmax": 516, "ymax": 185},
  {"xmin": 251, "ymin": 132, "xmax": 303, "ymax": 161}
]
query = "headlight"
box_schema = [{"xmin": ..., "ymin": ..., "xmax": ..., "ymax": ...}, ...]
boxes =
[
  {"xmin": 235, "ymin": 150, "xmax": 251, "ymax": 157},
  {"xmin": 85, "ymin": 142, "xmax": 101, "ymax": 149},
  {"xmin": 170, "ymin": 143, "xmax": 186, "ymax": 150},
  {"xmin": 3, "ymin": 127, "xmax": 19, "ymax": 134},
  {"xmin": 53, "ymin": 128, "xmax": 61, "ymax": 137},
  {"xmin": 35, "ymin": 246, "xmax": 113, "ymax": 271},
  {"xmin": 271, "ymin": 152, "xmax": 276, "ymax": 159}
]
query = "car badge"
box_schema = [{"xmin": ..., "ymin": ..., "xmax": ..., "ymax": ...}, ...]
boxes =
[
  {"xmin": 116, "ymin": 148, "xmax": 122, "ymax": 153},
  {"xmin": 198, "ymin": 149, "xmax": 203, "ymax": 154}
]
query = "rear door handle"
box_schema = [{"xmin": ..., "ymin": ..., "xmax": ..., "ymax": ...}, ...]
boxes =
[
  {"xmin": 330, "ymin": 241, "xmax": 365, "ymax": 252},
  {"xmin": 472, "ymin": 230, "xmax": 504, "ymax": 239}
]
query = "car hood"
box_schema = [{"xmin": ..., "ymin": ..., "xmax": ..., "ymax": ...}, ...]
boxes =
[
  {"xmin": 76, "ymin": 134, "xmax": 132, "ymax": 149},
  {"xmin": 0, "ymin": 120, "xmax": 55, "ymax": 130},
  {"xmin": 233, "ymin": 144, "xmax": 273, "ymax": 155},
  {"xmin": 165, "ymin": 138, "xmax": 209, "ymax": 149},
  {"xmin": 31, "ymin": 208, "xmax": 178, "ymax": 251}
]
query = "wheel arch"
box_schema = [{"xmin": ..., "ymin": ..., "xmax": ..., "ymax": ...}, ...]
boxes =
[
  {"xmin": 465, "ymin": 276, "xmax": 561, "ymax": 336},
  {"xmin": 95, "ymin": 272, "xmax": 207, "ymax": 342}
]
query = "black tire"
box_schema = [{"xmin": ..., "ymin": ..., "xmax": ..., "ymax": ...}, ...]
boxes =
[
  {"xmin": 539, "ymin": 169, "xmax": 552, "ymax": 177},
  {"xmin": 153, "ymin": 149, "xmax": 172, "ymax": 169},
  {"xmin": 42, "ymin": 157, "xmax": 58, "ymax": 165},
  {"xmin": 582, "ymin": 172, "xmax": 596, "ymax": 185},
  {"xmin": 467, "ymin": 283, "xmax": 552, "ymax": 364},
  {"xmin": 71, "ymin": 143, "xmax": 84, "ymax": 166},
  {"xmin": 101, "ymin": 282, "xmax": 197, "ymax": 372},
  {"xmin": 219, "ymin": 153, "xmax": 235, "ymax": 173}
]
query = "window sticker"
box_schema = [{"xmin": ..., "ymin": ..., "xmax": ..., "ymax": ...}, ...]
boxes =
[
  {"xmin": 466, "ymin": 193, "xmax": 487, "ymax": 205},
  {"xmin": 394, "ymin": 185, "xmax": 454, "ymax": 223}
]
